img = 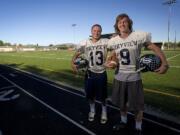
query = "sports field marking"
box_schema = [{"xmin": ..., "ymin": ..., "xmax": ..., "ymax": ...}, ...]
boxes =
[
  {"xmin": 0, "ymin": 54, "xmax": 70, "ymax": 60},
  {"xmin": 0, "ymin": 74, "xmax": 96, "ymax": 135},
  {"xmin": 0, "ymin": 89, "xmax": 20, "ymax": 101},
  {"xmin": 8, "ymin": 66, "xmax": 180, "ymax": 133},
  {"xmin": 1, "ymin": 59, "xmax": 56, "ymax": 72},
  {"xmin": 167, "ymin": 53, "xmax": 180, "ymax": 60},
  {"xmin": 47, "ymin": 54, "xmax": 55, "ymax": 56},
  {"xmin": 39, "ymin": 67, "xmax": 54, "ymax": 71},
  {"xmin": 0, "ymin": 85, "xmax": 16, "ymax": 91},
  {"xmin": 3, "ymin": 64, "xmax": 180, "ymax": 99},
  {"xmin": 24, "ymin": 66, "xmax": 180, "ymax": 99},
  {"xmin": 144, "ymin": 88, "xmax": 180, "ymax": 99},
  {"xmin": 170, "ymin": 66, "xmax": 180, "ymax": 68}
]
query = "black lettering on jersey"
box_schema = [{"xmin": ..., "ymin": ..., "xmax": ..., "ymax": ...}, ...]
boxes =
[
  {"xmin": 86, "ymin": 45, "xmax": 106, "ymax": 51},
  {"xmin": 111, "ymin": 40, "xmax": 143, "ymax": 49}
]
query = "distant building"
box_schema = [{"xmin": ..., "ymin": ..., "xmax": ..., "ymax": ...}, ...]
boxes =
[
  {"xmin": 19, "ymin": 48, "xmax": 36, "ymax": 51},
  {"xmin": 0, "ymin": 47, "xmax": 14, "ymax": 52}
]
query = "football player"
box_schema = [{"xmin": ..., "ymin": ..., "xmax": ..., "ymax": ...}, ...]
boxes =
[
  {"xmin": 71, "ymin": 24, "xmax": 109, "ymax": 124},
  {"xmin": 106, "ymin": 13, "xmax": 169, "ymax": 134}
]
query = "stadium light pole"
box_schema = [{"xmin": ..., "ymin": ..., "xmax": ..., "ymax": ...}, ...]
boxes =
[
  {"xmin": 174, "ymin": 30, "xmax": 176, "ymax": 50},
  {"xmin": 72, "ymin": 24, "xmax": 77, "ymax": 44},
  {"xmin": 163, "ymin": 0, "xmax": 177, "ymax": 50}
]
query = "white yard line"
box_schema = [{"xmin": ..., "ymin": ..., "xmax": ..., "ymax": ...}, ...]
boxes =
[
  {"xmin": 167, "ymin": 54, "xmax": 180, "ymax": 60},
  {"xmin": 167, "ymin": 54, "xmax": 180, "ymax": 68},
  {"xmin": 0, "ymin": 54, "xmax": 70, "ymax": 60},
  {"xmin": 170, "ymin": 66, "xmax": 180, "ymax": 68},
  {"xmin": 0, "ymin": 74, "xmax": 96, "ymax": 135}
]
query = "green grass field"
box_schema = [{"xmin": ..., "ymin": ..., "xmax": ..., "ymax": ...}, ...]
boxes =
[{"xmin": 0, "ymin": 50, "xmax": 179, "ymax": 119}]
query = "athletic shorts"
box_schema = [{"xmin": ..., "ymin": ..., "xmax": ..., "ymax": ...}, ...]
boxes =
[
  {"xmin": 111, "ymin": 79, "xmax": 144, "ymax": 111},
  {"xmin": 84, "ymin": 70, "xmax": 107, "ymax": 103}
]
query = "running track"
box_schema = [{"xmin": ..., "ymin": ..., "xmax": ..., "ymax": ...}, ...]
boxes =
[{"xmin": 0, "ymin": 64, "xmax": 179, "ymax": 135}]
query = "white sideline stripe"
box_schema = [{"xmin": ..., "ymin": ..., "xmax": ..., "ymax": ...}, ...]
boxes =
[
  {"xmin": 3, "ymin": 65, "xmax": 180, "ymax": 133},
  {"xmin": 170, "ymin": 66, "xmax": 180, "ymax": 68},
  {"xmin": 167, "ymin": 54, "xmax": 180, "ymax": 60},
  {"xmin": 0, "ymin": 75, "xmax": 96, "ymax": 135},
  {"xmin": 0, "ymin": 54, "xmax": 70, "ymax": 60},
  {"xmin": 15, "ymin": 70, "xmax": 180, "ymax": 133},
  {"xmin": 12, "ymin": 67, "xmax": 86, "ymax": 97},
  {"xmin": 0, "ymin": 85, "xmax": 16, "ymax": 90},
  {"xmin": 23, "ymin": 72, "xmax": 180, "ymax": 133}
]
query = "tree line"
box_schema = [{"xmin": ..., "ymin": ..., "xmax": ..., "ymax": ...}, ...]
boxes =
[{"xmin": 1, "ymin": 40, "xmax": 180, "ymax": 50}]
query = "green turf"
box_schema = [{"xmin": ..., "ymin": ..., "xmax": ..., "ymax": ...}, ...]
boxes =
[{"xmin": 0, "ymin": 50, "xmax": 179, "ymax": 118}]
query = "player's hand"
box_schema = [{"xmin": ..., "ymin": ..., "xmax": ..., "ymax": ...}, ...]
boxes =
[
  {"xmin": 104, "ymin": 61, "xmax": 117, "ymax": 69},
  {"xmin": 71, "ymin": 63, "xmax": 78, "ymax": 74},
  {"xmin": 154, "ymin": 64, "xmax": 169, "ymax": 74}
]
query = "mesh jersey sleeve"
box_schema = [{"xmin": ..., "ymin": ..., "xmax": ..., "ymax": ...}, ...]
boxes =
[{"xmin": 143, "ymin": 32, "xmax": 152, "ymax": 47}]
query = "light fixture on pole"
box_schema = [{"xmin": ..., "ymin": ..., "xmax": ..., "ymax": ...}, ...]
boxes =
[
  {"xmin": 163, "ymin": 0, "xmax": 177, "ymax": 50},
  {"xmin": 72, "ymin": 24, "xmax": 77, "ymax": 44}
]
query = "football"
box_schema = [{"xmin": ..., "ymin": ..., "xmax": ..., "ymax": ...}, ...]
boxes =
[
  {"xmin": 105, "ymin": 60, "xmax": 117, "ymax": 68},
  {"xmin": 109, "ymin": 61, "xmax": 117, "ymax": 66}
]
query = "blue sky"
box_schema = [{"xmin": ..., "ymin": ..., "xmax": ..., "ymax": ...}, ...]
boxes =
[{"xmin": 0, "ymin": 0, "xmax": 179, "ymax": 45}]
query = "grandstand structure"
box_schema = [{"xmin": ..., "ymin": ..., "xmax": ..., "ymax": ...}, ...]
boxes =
[{"xmin": 0, "ymin": 46, "xmax": 57, "ymax": 52}]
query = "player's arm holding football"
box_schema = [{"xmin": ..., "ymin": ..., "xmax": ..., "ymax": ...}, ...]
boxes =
[
  {"xmin": 71, "ymin": 51, "xmax": 82, "ymax": 73},
  {"xmin": 147, "ymin": 43, "xmax": 169, "ymax": 74},
  {"xmin": 105, "ymin": 50, "xmax": 118, "ymax": 69}
]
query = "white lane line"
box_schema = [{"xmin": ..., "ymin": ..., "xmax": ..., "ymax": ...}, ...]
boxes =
[
  {"xmin": 15, "ymin": 69, "xmax": 180, "ymax": 133},
  {"xmin": 170, "ymin": 66, "xmax": 180, "ymax": 68},
  {"xmin": 3, "ymin": 65, "xmax": 180, "ymax": 133},
  {"xmin": 23, "ymin": 72, "xmax": 180, "ymax": 133},
  {"xmin": 0, "ymin": 75, "xmax": 96, "ymax": 135},
  {"xmin": 167, "ymin": 54, "xmax": 180, "ymax": 60},
  {"xmin": 0, "ymin": 85, "xmax": 16, "ymax": 91},
  {"xmin": 8, "ymin": 66, "xmax": 86, "ymax": 98}
]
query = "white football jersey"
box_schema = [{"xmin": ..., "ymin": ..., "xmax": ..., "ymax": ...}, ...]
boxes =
[
  {"xmin": 108, "ymin": 31, "xmax": 151, "ymax": 81},
  {"xmin": 76, "ymin": 38, "xmax": 109, "ymax": 73}
]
